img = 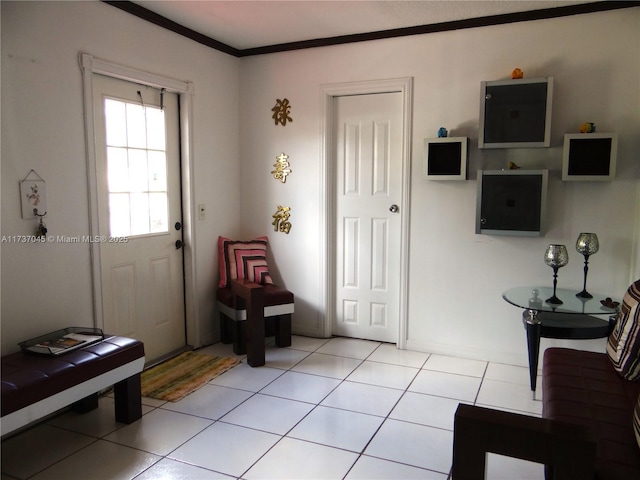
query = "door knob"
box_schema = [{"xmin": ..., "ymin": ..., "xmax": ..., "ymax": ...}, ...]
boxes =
[
  {"xmin": 175, "ymin": 239, "xmax": 184, "ymax": 249},
  {"xmin": 389, "ymin": 204, "xmax": 399, "ymax": 213}
]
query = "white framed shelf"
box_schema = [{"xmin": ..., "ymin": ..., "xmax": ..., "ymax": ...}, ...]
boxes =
[
  {"xmin": 562, "ymin": 133, "xmax": 618, "ymax": 181},
  {"xmin": 424, "ymin": 136, "xmax": 468, "ymax": 180}
]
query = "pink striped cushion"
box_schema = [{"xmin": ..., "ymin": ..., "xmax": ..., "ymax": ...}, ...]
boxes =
[
  {"xmin": 607, "ymin": 279, "xmax": 640, "ymax": 380},
  {"xmin": 218, "ymin": 236, "xmax": 274, "ymax": 288},
  {"xmin": 635, "ymin": 394, "xmax": 640, "ymax": 451}
]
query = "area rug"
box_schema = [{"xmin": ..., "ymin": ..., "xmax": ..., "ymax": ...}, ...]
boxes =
[{"xmin": 141, "ymin": 351, "xmax": 240, "ymax": 402}]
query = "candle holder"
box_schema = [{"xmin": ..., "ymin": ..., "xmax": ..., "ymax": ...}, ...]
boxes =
[
  {"xmin": 575, "ymin": 233, "xmax": 599, "ymax": 299},
  {"xmin": 544, "ymin": 244, "xmax": 569, "ymax": 304}
]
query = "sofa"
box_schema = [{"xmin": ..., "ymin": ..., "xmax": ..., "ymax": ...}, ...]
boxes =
[{"xmin": 453, "ymin": 279, "xmax": 640, "ymax": 480}]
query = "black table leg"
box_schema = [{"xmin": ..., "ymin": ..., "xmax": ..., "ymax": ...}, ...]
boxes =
[{"xmin": 523, "ymin": 309, "xmax": 541, "ymax": 394}]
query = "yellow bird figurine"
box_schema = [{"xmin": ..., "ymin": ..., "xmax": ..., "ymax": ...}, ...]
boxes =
[
  {"xmin": 508, "ymin": 161, "xmax": 521, "ymax": 170},
  {"xmin": 579, "ymin": 122, "xmax": 596, "ymax": 133}
]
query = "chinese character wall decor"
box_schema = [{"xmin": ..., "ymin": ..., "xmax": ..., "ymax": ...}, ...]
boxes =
[
  {"xmin": 271, "ymin": 153, "xmax": 292, "ymax": 183},
  {"xmin": 272, "ymin": 205, "xmax": 292, "ymax": 234},
  {"xmin": 271, "ymin": 98, "xmax": 292, "ymax": 126}
]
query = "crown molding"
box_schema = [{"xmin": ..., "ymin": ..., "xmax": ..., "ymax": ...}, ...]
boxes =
[{"xmin": 103, "ymin": 1, "xmax": 640, "ymax": 58}]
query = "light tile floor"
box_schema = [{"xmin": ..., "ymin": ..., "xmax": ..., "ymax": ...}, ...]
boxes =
[{"xmin": 1, "ymin": 336, "xmax": 545, "ymax": 480}]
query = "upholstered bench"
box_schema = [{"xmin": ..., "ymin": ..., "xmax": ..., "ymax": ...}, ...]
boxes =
[
  {"xmin": 1, "ymin": 335, "xmax": 145, "ymax": 436},
  {"xmin": 217, "ymin": 282, "xmax": 294, "ymax": 356}
]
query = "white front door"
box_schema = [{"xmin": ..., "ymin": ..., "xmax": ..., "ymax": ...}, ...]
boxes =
[
  {"xmin": 333, "ymin": 92, "xmax": 404, "ymax": 343},
  {"xmin": 93, "ymin": 74, "xmax": 186, "ymax": 363}
]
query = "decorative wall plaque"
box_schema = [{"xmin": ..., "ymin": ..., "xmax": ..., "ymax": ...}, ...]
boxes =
[
  {"xmin": 271, "ymin": 153, "xmax": 292, "ymax": 183},
  {"xmin": 271, "ymin": 98, "xmax": 292, "ymax": 126},
  {"xmin": 20, "ymin": 170, "xmax": 47, "ymax": 219},
  {"xmin": 272, "ymin": 205, "xmax": 292, "ymax": 234}
]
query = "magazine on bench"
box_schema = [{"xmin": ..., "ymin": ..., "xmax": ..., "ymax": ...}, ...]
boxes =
[{"xmin": 20, "ymin": 327, "xmax": 104, "ymax": 356}]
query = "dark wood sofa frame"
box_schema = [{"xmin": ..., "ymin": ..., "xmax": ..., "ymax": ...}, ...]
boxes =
[
  {"xmin": 453, "ymin": 347, "xmax": 640, "ymax": 480},
  {"xmin": 453, "ymin": 403, "xmax": 597, "ymax": 479}
]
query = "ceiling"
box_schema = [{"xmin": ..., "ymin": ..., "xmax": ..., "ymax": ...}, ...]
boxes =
[{"xmin": 129, "ymin": 0, "xmax": 601, "ymax": 52}]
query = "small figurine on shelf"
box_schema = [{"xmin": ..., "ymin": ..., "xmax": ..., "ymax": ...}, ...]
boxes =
[
  {"xmin": 511, "ymin": 68, "xmax": 524, "ymax": 79},
  {"xmin": 508, "ymin": 161, "xmax": 521, "ymax": 170},
  {"xmin": 579, "ymin": 122, "xmax": 596, "ymax": 133},
  {"xmin": 437, "ymin": 127, "xmax": 448, "ymax": 138}
]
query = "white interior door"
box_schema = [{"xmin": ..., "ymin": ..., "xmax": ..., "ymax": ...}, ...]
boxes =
[
  {"xmin": 93, "ymin": 74, "xmax": 186, "ymax": 363},
  {"xmin": 333, "ymin": 92, "xmax": 403, "ymax": 343}
]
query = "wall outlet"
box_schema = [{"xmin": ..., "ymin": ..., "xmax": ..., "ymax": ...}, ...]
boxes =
[{"xmin": 198, "ymin": 204, "xmax": 206, "ymax": 220}]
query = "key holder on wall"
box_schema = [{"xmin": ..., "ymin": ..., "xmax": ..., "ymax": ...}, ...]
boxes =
[{"xmin": 34, "ymin": 208, "xmax": 48, "ymax": 237}]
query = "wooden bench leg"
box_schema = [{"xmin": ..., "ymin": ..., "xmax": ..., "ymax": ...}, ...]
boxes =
[
  {"xmin": 233, "ymin": 320, "xmax": 247, "ymax": 355},
  {"xmin": 232, "ymin": 280, "xmax": 265, "ymax": 367},
  {"xmin": 220, "ymin": 313, "xmax": 233, "ymax": 344},
  {"xmin": 275, "ymin": 314, "xmax": 292, "ymax": 348},
  {"xmin": 114, "ymin": 373, "xmax": 142, "ymax": 424},
  {"xmin": 72, "ymin": 393, "xmax": 99, "ymax": 413}
]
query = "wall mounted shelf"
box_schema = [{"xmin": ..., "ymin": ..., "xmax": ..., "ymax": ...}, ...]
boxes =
[
  {"xmin": 476, "ymin": 169, "xmax": 549, "ymax": 237},
  {"xmin": 479, "ymin": 77, "xmax": 553, "ymax": 149},
  {"xmin": 424, "ymin": 137, "xmax": 468, "ymax": 180},
  {"xmin": 562, "ymin": 133, "xmax": 618, "ymax": 181}
]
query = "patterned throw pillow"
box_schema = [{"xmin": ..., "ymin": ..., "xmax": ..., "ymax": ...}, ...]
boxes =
[
  {"xmin": 218, "ymin": 236, "xmax": 274, "ymax": 288},
  {"xmin": 635, "ymin": 393, "xmax": 640, "ymax": 450},
  {"xmin": 607, "ymin": 279, "xmax": 640, "ymax": 380}
]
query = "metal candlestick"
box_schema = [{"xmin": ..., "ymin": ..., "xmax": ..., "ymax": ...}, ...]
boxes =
[
  {"xmin": 575, "ymin": 233, "xmax": 599, "ymax": 299},
  {"xmin": 544, "ymin": 244, "xmax": 569, "ymax": 304}
]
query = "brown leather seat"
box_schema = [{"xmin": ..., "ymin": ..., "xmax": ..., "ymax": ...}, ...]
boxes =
[{"xmin": 543, "ymin": 348, "xmax": 640, "ymax": 479}]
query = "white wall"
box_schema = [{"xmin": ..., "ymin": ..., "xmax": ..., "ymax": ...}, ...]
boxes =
[
  {"xmin": 239, "ymin": 8, "xmax": 640, "ymax": 366},
  {"xmin": 1, "ymin": 1, "xmax": 241, "ymax": 353},
  {"xmin": 2, "ymin": 3, "xmax": 638, "ymax": 366}
]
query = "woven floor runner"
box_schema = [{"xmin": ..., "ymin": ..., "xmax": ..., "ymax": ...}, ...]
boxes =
[{"xmin": 141, "ymin": 351, "xmax": 240, "ymax": 402}]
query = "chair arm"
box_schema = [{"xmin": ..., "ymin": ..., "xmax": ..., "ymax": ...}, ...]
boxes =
[{"xmin": 452, "ymin": 403, "xmax": 596, "ymax": 480}]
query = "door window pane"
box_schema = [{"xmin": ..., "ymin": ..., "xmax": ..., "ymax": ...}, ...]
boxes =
[
  {"xmin": 109, "ymin": 193, "xmax": 131, "ymax": 237},
  {"xmin": 128, "ymin": 149, "xmax": 148, "ymax": 192},
  {"xmin": 146, "ymin": 107, "xmax": 166, "ymax": 150},
  {"xmin": 104, "ymin": 97, "xmax": 169, "ymax": 237},
  {"xmin": 126, "ymin": 104, "xmax": 147, "ymax": 149},
  {"xmin": 148, "ymin": 151, "xmax": 167, "ymax": 192},
  {"xmin": 107, "ymin": 147, "xmax": 129, "ymax": 192},
  {"xmin": 104, "ymin": 99, "xmax": 127, "ymax": 147},
  {"xmin": 130, "ymin": 193, "xmax": 150, "ymax": 236}
]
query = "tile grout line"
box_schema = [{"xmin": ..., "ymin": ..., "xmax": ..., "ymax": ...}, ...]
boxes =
[{"xmin": 5, "ymin": 337, "xmax": 543, "ymax": 480}]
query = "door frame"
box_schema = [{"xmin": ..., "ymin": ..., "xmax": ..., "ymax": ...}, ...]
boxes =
[
  {"xmin": 319, "ymin": 78, "xmax": 413, "ymax": 348},
  {"xmin": 80, "ymin": 53, "xmax": 199, "ymax": 348}
]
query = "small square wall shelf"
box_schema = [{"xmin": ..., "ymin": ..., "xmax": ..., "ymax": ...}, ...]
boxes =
[
  {"xmin": 424, "ymin": 137, "xmax": 468, "ymax": 180},
  {"xmin": 562, "ymin": 133, "xmax": 618, "ymax": 181}
]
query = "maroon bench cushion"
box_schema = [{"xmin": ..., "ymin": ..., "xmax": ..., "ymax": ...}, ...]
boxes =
[
  {"xmin": 1, "ymin": 336, "xmax": 144, "ymax": 417},
  {"xmin": 216, "ymin": 283, "xmax": 294, "ymax": 309},
  {"xmin": 543, "ymin": 347, "xmax": 640, "ymax": 479}
]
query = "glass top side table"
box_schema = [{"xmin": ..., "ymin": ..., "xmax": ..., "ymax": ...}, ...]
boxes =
[{"xmin": 502, "ymin": 286, "xmax": 619, "ymax": 394}]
